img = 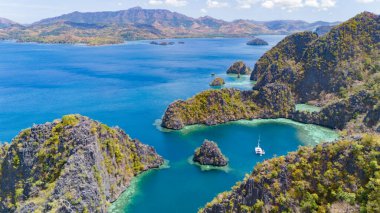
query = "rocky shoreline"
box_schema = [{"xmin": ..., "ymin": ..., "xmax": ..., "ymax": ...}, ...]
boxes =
[
  {"xmin": 161, "ymin": 87, "xmax": 379, "ymax": 134},
  {"xmin": 161, "ymin": 84, "xmax": 295, "ymax": 130},
  {"xmin": 200, "ymin": 135, "xmax": 380, "ymax": 213},
  {"xmin": 0, "ymin": 114, "xmax": 164, "ymax": 212},
  {"xmin": 161, "ymin": 12, "xmax": 380, "ymax": 135}
]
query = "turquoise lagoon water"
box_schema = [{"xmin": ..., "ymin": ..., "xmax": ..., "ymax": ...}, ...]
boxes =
[
  {"xmin": 296, "ymin": 104, "xmax": 322, "ymax": 112},
  {"xmin": 0, "ymin": 36, "xmax": 339, "ymax": 213}
]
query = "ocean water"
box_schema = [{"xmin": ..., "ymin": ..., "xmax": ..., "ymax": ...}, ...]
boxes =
[{"xmin": 0, "ymin": 36, "xmax": 339, "ymax": 213}]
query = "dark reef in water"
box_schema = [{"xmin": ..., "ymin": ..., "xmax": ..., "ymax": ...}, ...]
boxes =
[{"xmin": 150, "ymin": 41, "xmax": 175, "ymax": 45}]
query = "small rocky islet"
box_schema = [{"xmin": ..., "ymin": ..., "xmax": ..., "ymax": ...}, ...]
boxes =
[
  {"xmin": 226, "ymin": 61, "xmax": 251, "ymax": 75},
  {"xmin": 246, "ymin": 38, "xmax": 269, "ymax": 46},
  {"xmin": 150, "ymin": 41, "xmax": 175, "ymax": 46},
  {"xmin": 193, "ymin": 140, "xmax": 228, "ymax": 167},
  {"xmin": 209, "ymin": 77, "xmax": 225, "ymax": 87},
  {"xmin": 0, "ymin": 114, "xmax": 163, "ymax": 212}
]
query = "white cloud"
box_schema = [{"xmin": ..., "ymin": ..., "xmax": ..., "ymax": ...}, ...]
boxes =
[
  {"xmin": 304, "ymin": 0, "xmax": 319, "ymax": 7},
  {"xmin": 200, "ymin": 8, "xmax": 208, "ymax": 13},
  {"xmin": 261, "ymin": 0, "xmax": 303, "ymax": 9},
  {"xmin": 148, "ymin": 0, "xmax": 164, "ymax": 5},
  {"xmin": 236, "ymin": 0, "xmax": 258, "ymax": 9},
  {"xmin": 166, "ymin": 0, "xmax": 188, "ymax": 7},
  {"xmin": 260, "ymin": 0, "xmax": 336, "ymax": 10},
  {"xmin": 320, "ymin": 0, "xmax": 336, "ymax": 8},
  {"xmin": 207, "ymin": 0, "xmax": 229, "ymax": 8},
  {"xmin": 148, "ymin": 0, "xmax": 188, "ymax": 7},
  {"xmin": 356, "ymin": 0, "xmax": 375, "ymax": 3},
  {"xmin": 261, "ymin": 0, "xmax": 275, "ymax": 8}
]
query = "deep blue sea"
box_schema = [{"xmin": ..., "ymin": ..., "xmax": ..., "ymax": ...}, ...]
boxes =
[{"xmin": 0, "ymin": 36, "xmax": 338, "ymax": 213}]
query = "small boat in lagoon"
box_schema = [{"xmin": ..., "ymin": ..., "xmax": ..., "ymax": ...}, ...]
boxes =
[{"xmin": 255, "ymin": 136, "xmax": 265, "ymax": 156}]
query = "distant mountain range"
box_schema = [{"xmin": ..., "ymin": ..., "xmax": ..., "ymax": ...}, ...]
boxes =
[
  {"xmin": 0, "ymin": 17, "xmax": 19, "ymax": 29},
  {"xmin": 0, "ymin": 7, "xmax": 338, "ymax": 45}
]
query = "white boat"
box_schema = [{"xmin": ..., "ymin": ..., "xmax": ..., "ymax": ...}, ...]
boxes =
[{"xmin": 255, "ymin": 136, "xmax": 265, "ymax": 156}]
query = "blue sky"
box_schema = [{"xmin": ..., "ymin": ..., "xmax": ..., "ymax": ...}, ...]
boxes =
[{"xmin": 0, "ymin": 0, "xmax": 379, "ymax": 24}]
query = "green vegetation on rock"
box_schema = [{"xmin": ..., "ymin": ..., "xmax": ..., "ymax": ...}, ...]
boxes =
[
  {"xmin": 201, "ymin": 134, "xmax": 380, "ymax": 213},
  {"xmin": 193, "ymin": 140, "xmax": 228, "ymax": 167},
  {"xmin": 0, "ymin": 114, "xmax": 163, "ymax": 212},
  {"xmin": 251, "ymin": 12, "xmax": 380, "ymax": 103},
  {"xmin": 162, "ymin": 12, "xmax": 380, "ymax": 134},
  {"xmin": 161, "ymin": 84, "xmax": 295, "ymax": 130},
  {"xmin": 209, "ymin": 77, "xmax": 225, "ymax": 87},
  {"xmin": 227, "ymin": 61, "xmax": 251, "ymax": 75}
]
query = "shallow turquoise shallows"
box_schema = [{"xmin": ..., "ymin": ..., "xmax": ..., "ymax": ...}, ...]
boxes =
[{"xmin": 0, "ymin": 36, "xmax": 339, "ymax": 213}]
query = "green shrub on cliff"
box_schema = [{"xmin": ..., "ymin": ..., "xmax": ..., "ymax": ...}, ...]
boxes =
[
  {"xmin": 251, "ymin": 12, "xmax": 380, "ymax": 103},
  {"xmin": 161, "ymin": 85, "xmax": 295, "ymax": 130},
  {"xmin": 201, "ymin": 134, "xmax": 380, "ymax": 213},
  {"xmin": 0, "ymin": 114, "xmax": 163, "ymax": 212}
]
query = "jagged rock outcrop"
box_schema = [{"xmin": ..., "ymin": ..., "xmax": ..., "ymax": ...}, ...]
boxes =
[
  {"xmin": 246, "ymin": 38, "xmax": 268, "ymax": 46},
  {"xmin": 161, "ymin": 12, "xmax": 380, "ymax": 133},
  {"xmin": 0, "ymin": 114, "xmax": 164, "ymax": 212},
  {"xmin": 193, "ymin": 140, "xmax": 228, "ymax": 167},
  {"xmin": 209, "ymin": 77, "xmax": 225, "ymax": 86},
  {"xmin": 201, "ymin": 135, "xmax": 380, "ymax": 213},
  {"xmin": 250, "ymin": 31, "xmax": 318, "ymax": 89},
  {"xmin": 251, "ymin": 12, "xmax": 380, "ymax": 103},
  {"xmin": 315, "ymin": 25, "xmax": 334, "ymax": 36},
  {"xmin": 227, "ymin": 61, "xmax": 251, "ymax": 75},
  {"xmin": 291, "ymin": 90, "xmax": 379, "ymax": 130},
  {"xmin": 161, "ymin": 84, "xmax": 295, "ymax": 130}
]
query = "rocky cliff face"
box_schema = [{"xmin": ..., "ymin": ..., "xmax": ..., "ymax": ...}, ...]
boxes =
[
  {"xmin": 161, "ymin": 84, "xmax": 295, "ymax": 130},
  {"xmin": 251, "ymin": 12, "xmax": 380, "ymax": 103},
  {"xmin": 250, "ymin": 31, "xmax": 318, "ymax": 89},
  {"xmin": 193, "ymin": 140, "xmax": 228, "ymax": 167},
  {"xmin": 161, "ymin": 13, "xmax": 380, "ymax": 134},
  {"xmin": 201, "ymin": 135, "xmax": 380, "ymax": 213},
  {"xmin": 291, "ymin": 90, "xmax": 379, "ymax": 132},
  {"xmin": 0, "ymin": 114, "xmax": 163, "ymax": 212}
]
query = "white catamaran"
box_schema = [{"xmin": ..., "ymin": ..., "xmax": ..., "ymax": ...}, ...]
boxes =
[{"xmin": 255, "ymin": 136, "xmax": 265, "ymax": 156}]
